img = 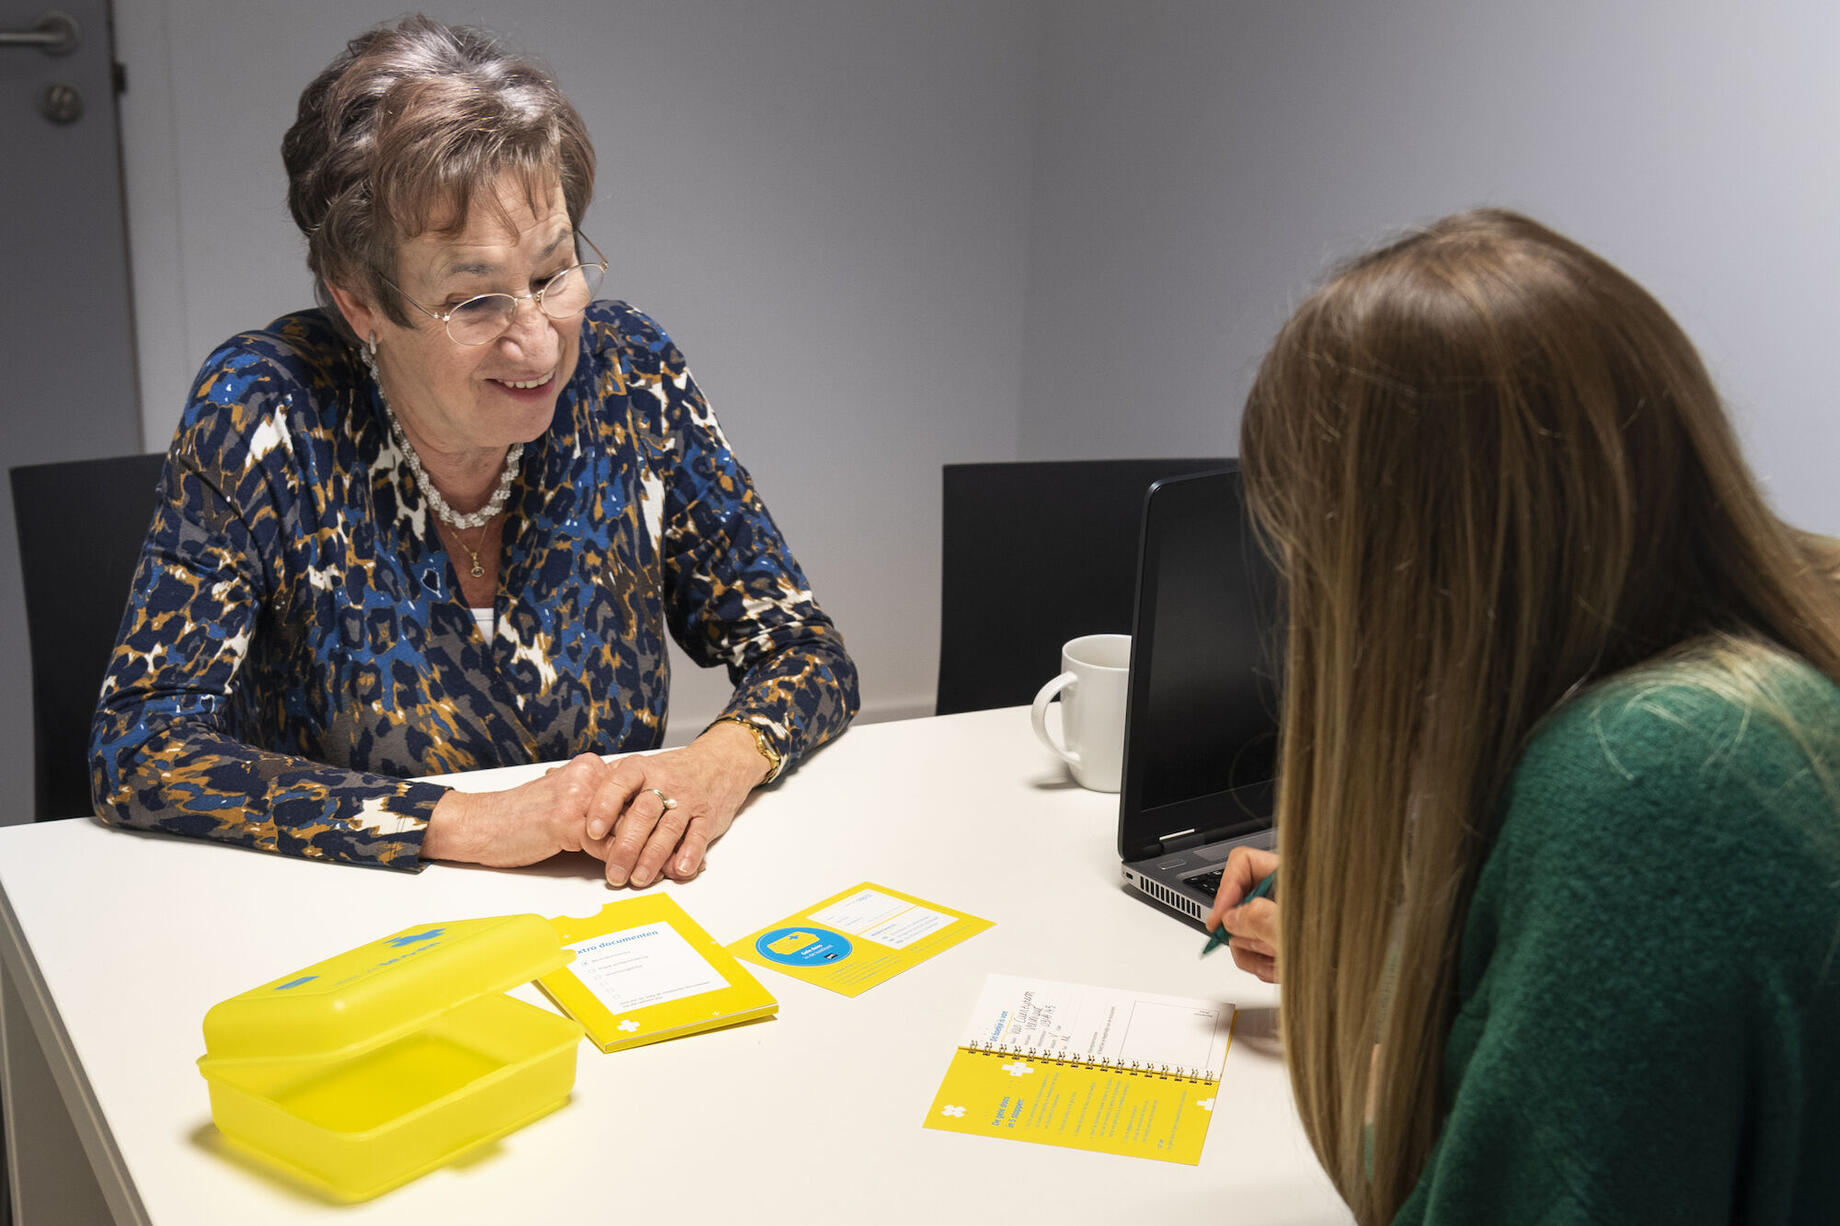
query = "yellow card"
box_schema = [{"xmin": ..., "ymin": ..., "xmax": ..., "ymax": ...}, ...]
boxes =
[
  {"xmin": 728, "ymin": 882, "xmax": 992, "ymax": 997},
  {"xmin": 538, "ymin": 896, "xmax": 776, "ymax": 1052}
]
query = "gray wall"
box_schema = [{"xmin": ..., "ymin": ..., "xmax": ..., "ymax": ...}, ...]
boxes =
[
  {"xmin": 22, "ymin": 0, "xmax": 1825, "ymax": 818},
  {"xmin": 1019, "ymin": 1, "xmax": 1840, "ymax": 539}
]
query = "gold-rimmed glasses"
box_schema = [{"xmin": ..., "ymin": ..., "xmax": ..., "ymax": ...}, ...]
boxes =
[{"xmin": 387, "ymin": 231, "xmax": 607, "ymax": 346}]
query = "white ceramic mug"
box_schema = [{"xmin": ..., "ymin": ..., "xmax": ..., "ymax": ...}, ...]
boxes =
[{"xmin": 1030, "ymin": 633, "xmax": 1131, "ymax": 792}]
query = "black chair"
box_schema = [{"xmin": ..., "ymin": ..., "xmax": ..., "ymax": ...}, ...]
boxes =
[
  {"xmin": 10, "ymin": 452, "xmax": 168, "ymax": 821},
  {"xmin": 936, "ymin": 458, "xmax": 1229, "ymax": 715}
]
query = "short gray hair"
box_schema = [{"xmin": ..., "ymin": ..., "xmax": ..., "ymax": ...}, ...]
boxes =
[{"xmin": 281, "ymin": 14, "xmax": 597, "ymax": 340}]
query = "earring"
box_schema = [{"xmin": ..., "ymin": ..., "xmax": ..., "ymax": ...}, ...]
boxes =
[
  {"xmin": 367, "ymin": 331, "xmax": 378, "ymax": 358},
  {"xmin": 360, "ymin": 331, "xmax": 380, "ymax": 381}
]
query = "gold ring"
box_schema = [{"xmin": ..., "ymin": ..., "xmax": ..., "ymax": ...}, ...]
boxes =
[{"xmin": 644, "ymin": 787, "xmax": 678, "ymax": 810}]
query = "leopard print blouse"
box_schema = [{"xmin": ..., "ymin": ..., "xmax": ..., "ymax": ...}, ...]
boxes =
[{"xmin": 90, "ymin": 302, "xmax": 858, "ymax": 868}]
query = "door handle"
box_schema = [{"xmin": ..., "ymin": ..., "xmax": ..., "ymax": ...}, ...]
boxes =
[{"xmin": 0, "ymin": 10, "xmax": 80, "ymax": 56}]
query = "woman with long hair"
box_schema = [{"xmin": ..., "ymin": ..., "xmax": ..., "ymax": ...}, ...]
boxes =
[{"xmin": 1208, "ymin": 210, "xmax": 1840, "ymax": 1224}]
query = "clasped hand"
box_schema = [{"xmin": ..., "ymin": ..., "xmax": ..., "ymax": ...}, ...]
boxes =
[{"xmin": 421, "ymin": 722, "xmax": 770, "ymax": 886}]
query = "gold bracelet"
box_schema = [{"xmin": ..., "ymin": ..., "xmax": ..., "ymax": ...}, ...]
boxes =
[{"xmin": 710, "ymin": 717, "xmax": 785, "ymax": 783}]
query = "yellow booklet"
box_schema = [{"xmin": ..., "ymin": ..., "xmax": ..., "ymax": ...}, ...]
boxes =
[
  {"xmin": 728, "ymin": 882, "xmax": 993, "ymax": 997},
  {"xmin": 923, "ymin": 974, "xmax": 1235, "ymax": 1165},
  {"xmin": 537, "ymin": 896, "xmax": 776, "ymax": 1053}
]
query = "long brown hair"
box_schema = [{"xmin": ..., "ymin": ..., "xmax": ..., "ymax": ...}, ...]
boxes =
[{"xmin": 1239, "ymin": 209, "xmax": 1840, "ymax": 1222}]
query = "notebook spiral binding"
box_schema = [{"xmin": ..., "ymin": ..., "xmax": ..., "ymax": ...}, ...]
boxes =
[{"xmin": 964, "ymin": 1041, "xmax": 1217, "ymax": 1084}]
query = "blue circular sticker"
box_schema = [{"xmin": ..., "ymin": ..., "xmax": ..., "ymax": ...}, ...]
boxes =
[{"xmin": 755, "ymin": 926, "xmax": 853, "ymax": 966}]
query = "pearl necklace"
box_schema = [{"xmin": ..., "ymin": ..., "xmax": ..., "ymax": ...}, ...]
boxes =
[{"xmin": 362, "ymin": 346, "xmax": 523, "ymax": 535}]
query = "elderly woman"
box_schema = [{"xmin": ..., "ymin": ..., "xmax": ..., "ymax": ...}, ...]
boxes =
[{"xmin": 90, "ymin": 15, "xmax": 858, "ymax": 888}]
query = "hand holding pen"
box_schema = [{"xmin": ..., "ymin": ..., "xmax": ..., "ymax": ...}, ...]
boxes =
[{"xmin": 1203, "ymin": 846, "xmax": 1281, "ymax": 984}]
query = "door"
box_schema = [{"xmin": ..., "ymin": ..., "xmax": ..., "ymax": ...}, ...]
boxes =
[
  {"xmin": 0, "ymin": 0, "xmax": 142, "ymax": 825},
  {"xmin": 1, "ymin": 6, "xmax": 140, "ymax": 1217}
]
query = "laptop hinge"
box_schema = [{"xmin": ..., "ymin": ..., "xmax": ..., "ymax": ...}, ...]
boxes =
[{"xmin": 1157, "ymin": 828, "xmax": 1210, "ymax": 855}]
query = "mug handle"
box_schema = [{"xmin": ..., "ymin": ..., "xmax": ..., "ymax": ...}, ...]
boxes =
[{"xmin": 1030, "ymin": 672, "xmax": 1083, "ymax": 769}]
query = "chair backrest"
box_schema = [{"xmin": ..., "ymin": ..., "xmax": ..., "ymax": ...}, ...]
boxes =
[
  {"xmin": 10, "ymin": 452, "xmax": 167, "ymax": 821},
  {"xmin": 937, "ymin": 458, "xmax": 1229, "ymax": 716}
]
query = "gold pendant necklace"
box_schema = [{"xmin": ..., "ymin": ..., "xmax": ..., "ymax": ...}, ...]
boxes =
[{"xmin": 457, "ymin": 521, "xmax": 490, "ymax": 579}]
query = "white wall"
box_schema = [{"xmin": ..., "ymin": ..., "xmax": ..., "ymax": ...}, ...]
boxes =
[
  {"xmin": 102, "ymin": 0, "xmax": 1840, "ymax": 773},
  {"xmin": 114, "ymin": 0, "xmax": 1042, "ymax": 738},
  {"xmin": 1019, "ymin": 0, "xmax": 1840, "ymax": 536}
]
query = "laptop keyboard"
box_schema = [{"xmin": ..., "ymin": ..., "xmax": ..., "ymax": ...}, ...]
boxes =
[{"xmin": 1184, "ymin": 868, "xmax": 1223, "ymax": 898}]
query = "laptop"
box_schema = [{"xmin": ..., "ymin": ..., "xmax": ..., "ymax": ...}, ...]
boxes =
[{"xmin": 1117, "ymin": 465, "xmax": 1282, "ymax": 931}]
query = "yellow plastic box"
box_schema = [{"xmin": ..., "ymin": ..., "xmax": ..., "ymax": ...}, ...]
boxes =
[{"xmin": 197, "ymin": 914, "xmax": 584, "ymax": 1201}]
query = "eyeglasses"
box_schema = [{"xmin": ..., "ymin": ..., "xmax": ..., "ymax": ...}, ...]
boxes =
[{"xmin": 387, "ymin": 231, "xmax": 608, "ymax": 346}]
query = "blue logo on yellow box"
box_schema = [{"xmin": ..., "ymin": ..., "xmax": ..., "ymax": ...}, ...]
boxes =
[{"xmin": 755, "ymin": 926, "xmax": 852, "ymax": 966}]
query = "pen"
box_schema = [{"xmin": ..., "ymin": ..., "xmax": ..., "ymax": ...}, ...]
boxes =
[{"xmin": 1201, "ymin": 868, "xmax": 1277, "ymax": 957}]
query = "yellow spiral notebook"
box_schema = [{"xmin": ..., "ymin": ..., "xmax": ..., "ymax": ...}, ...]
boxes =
[
  {"xmin": 923, "ymin": 974, "xmax": 1235, "ymax": 1165},
  {"xmin": 537, "ymin": 896, "xmax": 776, "ymax": 1053}
]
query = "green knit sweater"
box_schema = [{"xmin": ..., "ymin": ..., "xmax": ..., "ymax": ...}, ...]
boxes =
[{"xmin": 1393, "ymin": 657, "xmax": 1840, "ymax": 1225}]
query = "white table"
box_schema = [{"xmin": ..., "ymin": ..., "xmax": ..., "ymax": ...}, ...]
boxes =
[{"xmin": 1, "ymin": 708, "xmax": 1349, "ymax": 1224}]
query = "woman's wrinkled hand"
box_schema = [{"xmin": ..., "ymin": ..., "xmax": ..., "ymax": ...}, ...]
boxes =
[
  {"xmin": 422, "ymin": 753, "xmax": 615, "ymax": 867},
  {"xmin": 1207, "ymin": 845, "xmax": 1281, "ymax": 983},
  {"xmin": 584, "ymin": 721, "xmax": 771, "ymax": 888}
]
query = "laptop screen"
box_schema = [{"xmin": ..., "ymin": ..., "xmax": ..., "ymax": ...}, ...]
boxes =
[{"xmin": 1117, "ymin": 466, "xmax": 1281, "ymax": 861}]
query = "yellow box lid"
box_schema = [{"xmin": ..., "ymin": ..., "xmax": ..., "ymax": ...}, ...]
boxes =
[{"xmin": 201, "ymin": 914, "xmax": 573, "ymax": 1066}]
